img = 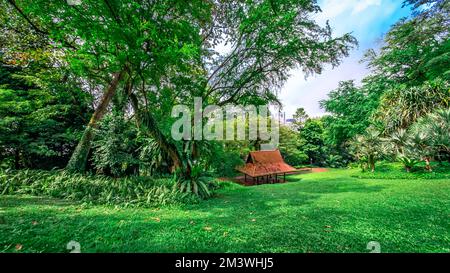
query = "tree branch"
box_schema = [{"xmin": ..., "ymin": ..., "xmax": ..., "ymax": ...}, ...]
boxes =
[{"xmin": 6, "ymin": 0, "xmax": 48, "ymax": 35}]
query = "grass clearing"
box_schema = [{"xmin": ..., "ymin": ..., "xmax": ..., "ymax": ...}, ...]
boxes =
[{"xmin": 1, "ymin": 169, "xmax": 449, "ymax": 253}]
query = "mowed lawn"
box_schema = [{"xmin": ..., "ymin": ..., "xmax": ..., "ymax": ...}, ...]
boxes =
[{"xmin": 1, "ymin": 169, "xmax": 449, "ymax": 253}]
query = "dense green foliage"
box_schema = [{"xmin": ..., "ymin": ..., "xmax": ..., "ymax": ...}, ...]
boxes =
[
  {"xmin": 375, "ymin": 79, "xmax": 449, "ymax": 133},
  {"xmin": 0, "ymin": 0, "xmax": 448, "ymax": 254},
  {"xmin": 0, "ymin": 1, "xmax": 94, "ymax": 170},
  {"xmin": 0, "ymin": 0, "xmax": 359, "ymax": 195},
  {"xmin": 2, "ymin": 0, "xmax": 356, "ymax": 175},
  {"xmin": 320, "ymin": 81, "xmax": 382, "ymax": 147},
  {"xmin": 0, "ymin": 169, "xmax": 211, "ymax": 207},
  {"xmin": 317, "ymin": 0, "xmax": 449, "ymax": 170},
  {"xmin": 352, "ymin": 161, "xmax": 450, "ymax": 180},
  {"xmin": 0, "ymin": 65, "xmax": 91, "ymax": 169},
  {"xmin": 278, "ymin": 125, "xmax": 308, "ymax": 167},
  {"xmin": 0, "ymin": 0, "xmax": 447, "ymax": 219},
  {"xmin": 292, "ymin": 107, "xmax": 309, "ymax": 130},
  {"xmin": 299, "ymin": 118, "xmax": 327, "ymax": 165},
  {"xmin": 1, "ymin": 168, "xmax": 448, "ymax": 253},
  {"xmin": 92, "ymin": 112, "xmax": 140, "ymax": 177}
]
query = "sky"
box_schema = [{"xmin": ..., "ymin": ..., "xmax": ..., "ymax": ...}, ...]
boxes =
[{"xmin": 278, "ymin": 0, "xmax": 412, "ymax": 119}]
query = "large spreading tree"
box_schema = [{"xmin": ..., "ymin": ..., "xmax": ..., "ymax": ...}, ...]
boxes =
[{"xmin": 5, "ymin": 0, "xmax": 357, "ymax": 175}]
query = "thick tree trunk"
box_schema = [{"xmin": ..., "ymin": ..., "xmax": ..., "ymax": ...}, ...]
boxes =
[
  {"xmin": 66, "ymin": 71, "xmax": 124, "ymax": 172},
  {"xmin": 14, "ymin": 149, "xmax": 20, "ymax": 169},
  {"xmin": 128, "ymin": 93, "xmax": 183, "ymax": 173},
  {"xmin": 369, "ymin": 156, "xmax": 375, "ymax": 172},
  {"xmin": 424, "ymin": 157, "xmax": 432, "ymax": 172}
]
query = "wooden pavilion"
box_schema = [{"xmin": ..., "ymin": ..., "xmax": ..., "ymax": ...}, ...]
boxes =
[{"xmin": 237, "ymin": 150, "xmax": 297, "ymax": 184}]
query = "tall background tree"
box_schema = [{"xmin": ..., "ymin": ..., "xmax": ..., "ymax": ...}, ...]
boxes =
[
  {"xmin": 0, "ymin": 1, "xmax": 91, "ymax": 169},
  {"xmin": 319, "ymin": 0, "xmax": 449, "ymax": 169},
  {"xmin": 292, "ymin": 107, "xmax": 309, "ymax": 130}
]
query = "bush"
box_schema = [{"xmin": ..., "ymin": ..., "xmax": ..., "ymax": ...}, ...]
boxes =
[
  {"xmin": 283, "ymin": 150, "xmax": 309, "ymax": 167},
  {"xmin": 325, "ymin": 154, "xmax": 346, "ymax": 168},
  {"xmin": 215, "ymin": 152, "xmax": 245, "ymax": 177},
  {"xmin": 351, "ymin": 162, "xmax": 450, "ymax": 180},
  {"xmin": 208, "ymin": 145, "xmax": 245, "ymax": 177},
  {"xmin": 92, "ymin": 112, "xmax": 140, "ymax": 177},
  {"xmin": 0, "ymin": 169, "xmax": 218, "ymax": 207}
]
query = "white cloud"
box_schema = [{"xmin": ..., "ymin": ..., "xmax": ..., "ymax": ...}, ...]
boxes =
[
  {"xmin": 316, "ymin": 0, "xmax": 354, "ymax": 21},
  {"xmin": 279, "ymin": 54, "xmax": 370, "ymax": 118},
  {"xmin": 352, "ymin": 0, "xmax": 382, "ymax": 15},
  {"xmin": 317, "ymin": 0, "xmax": 382, "ymax": 21},
  {"xmin": 278, "ymin": 0, "xmax": 411, "ymax": 119}
]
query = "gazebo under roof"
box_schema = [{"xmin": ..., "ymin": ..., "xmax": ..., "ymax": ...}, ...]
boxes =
[{"xmin": 237, "ymin": 149, "xmax": 297, "ymax": 184}]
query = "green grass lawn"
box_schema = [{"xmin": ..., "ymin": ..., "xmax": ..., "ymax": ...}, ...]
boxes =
[{"xmin": 1, "ymin": 168, "xmax": 449, "ymax": 253}]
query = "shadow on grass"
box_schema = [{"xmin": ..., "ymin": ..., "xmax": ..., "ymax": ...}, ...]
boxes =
[
  {"xmin": 0, "ymin": 177, "xmax": 406, "ymax": 253},
  {"xmin": 1, "ymin": 180, "xmax": 447, "ymax": 253},
  {"xmin": 292, "ymin": 178, "xmax": 386, "ymax": 194},
  {"xmin": 0, "ymin": 195, "xmax": 76, "ymax": 208}
]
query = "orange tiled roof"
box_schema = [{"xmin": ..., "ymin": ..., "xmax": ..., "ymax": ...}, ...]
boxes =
[{"xmin": 237, "ymin": 150, "xmax": 296, "ymax": 177}]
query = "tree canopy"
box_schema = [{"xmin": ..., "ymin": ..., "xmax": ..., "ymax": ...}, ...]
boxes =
[{"xmin": 1, "ymin": 0, "xmax": 357, "ymax": 179}]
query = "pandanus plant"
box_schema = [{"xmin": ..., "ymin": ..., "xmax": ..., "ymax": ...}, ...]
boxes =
[
  {"xmin": 409, "ymin": 131, "xmax": 434, "ymax": 171},
  {"xmin": 352, "ymin": 127, "xmax": 387, "ymax": 172},
  {"xmin": 408, "ymin": 108, "xmax": 450, "ymax": 171},
  {"xmin": 397, "ymin": 154, "xmax": 420, "ymax": 173},
  {"xmin": 417, "ymin": 108, "xmax": 450, "ymax": 154},
  {"xmin": 389, "ymin": 108, "xmax": 450, "ymax": 172}
]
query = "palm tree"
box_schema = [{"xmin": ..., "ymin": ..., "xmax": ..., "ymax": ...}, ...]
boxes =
[
  {"xmin": 390, "ymin": 129, "xmax": 408, "ymax": 155},
  {"xmin": 427, "ymin": 108, "xmax": 450, "ymax": 154},
  {"xmin": 389, "ymin": 128, "xmax": 420, "ymax": 172},
  {"xmin": 376, "ymin": 79, "xmax": 449, "ymax": 133},
  {"xmin": 397, "ymin": 155, "xmax": 420, "ymax": 173},
  {"xmin": 409, "ymin": 131, "xmax": 434, "ymax": 171},
  {"xmin": 352, "ymin": 128, "xmax": 386, "ymax": 172},
  {"xmin": 410, "ymin": 108, "xmax": 450, "ymax": 168}
]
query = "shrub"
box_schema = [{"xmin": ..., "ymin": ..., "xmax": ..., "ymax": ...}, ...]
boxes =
[
  {"xmin": 350, "ymin": 127, "xmax": 388, "ymax": 172},
  {"xmin": 325, "ymin": 154, "xmax": 346, "ymax": 168},
  {"xmin": 351, "ymin": 162, "xmax": 450, "ymax": 180},
  {"xmin": 283, "ymin": 150, "xmax": 309, "ymax": 167},
  {"xmin": 92, "ymin": 112, "xmax": 140, "ymax": 177},
  {"xmin": 174, "ymin": 163, "xmax": 216, "ymax": 199},
  {"xmin": 397, "ymin": 155, "xmax": 420, "ymax": 172},
  {"xmin": 0, "ymin": 169, "xmax": 218, "ymax": 207},
  {"xmin": 209, "ymin": 148, "xmax": 245, "ymax": 178}
]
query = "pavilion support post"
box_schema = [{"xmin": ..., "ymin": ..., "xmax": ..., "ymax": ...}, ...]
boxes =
[
  {"xmin": 284, "ymin": 173, "xmax": 286, "ymax": 182},
  {"xmin": 244, "ymin": 174, "xmax": 247, "ymax": 183}
]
